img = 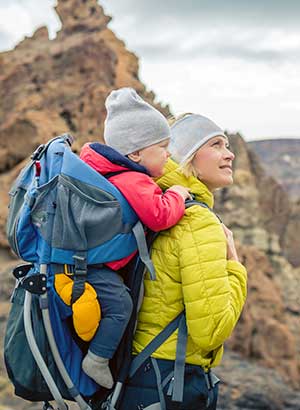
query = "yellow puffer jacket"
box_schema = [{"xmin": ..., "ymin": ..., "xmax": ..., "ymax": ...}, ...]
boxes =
[{"xmin": 133, "ymin": 159, "xmax": 247, "ymax": 369}]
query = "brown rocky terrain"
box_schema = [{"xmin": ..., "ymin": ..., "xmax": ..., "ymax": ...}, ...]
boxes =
[
  {"xmin": 218, "ymin": 350, "xmax": 300, "ymax": 410},
  {"xmin": 249, "ymin": 139, "xmax": 300, "ymax": 267},
  {"xmin": 249, "ymin": 139, "xmax": 300, "ymax": 202},
  {"xmin": 215, "ymin": 135, "xmax": 300, "ymax": 391},
  {"xmin": 0, "ymin": 1, "xmax": 300, "ymax": 410},
  {"xmin": 219, "ymin": 134, "xmax": 300, "ymax": 268}
]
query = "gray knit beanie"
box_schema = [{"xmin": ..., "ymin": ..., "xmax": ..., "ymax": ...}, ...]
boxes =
[
  {"xmin": 104, "ymin": 87, "xmax": 170, "ymax": 155},
  {"xmin": 169, "ymin": 114, "xmax": 227, "ymax": 164}
]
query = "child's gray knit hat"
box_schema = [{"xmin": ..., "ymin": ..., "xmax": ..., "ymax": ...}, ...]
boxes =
[
  {"xmin": 169, "ymin": 114, "xmax": 226, "ymax": 164},
  {"xmin": 104, "ymin": 87, "xmax": 170, "ymax": 155}
]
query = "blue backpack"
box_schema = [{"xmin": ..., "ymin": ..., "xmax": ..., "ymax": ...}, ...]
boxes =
[
  {"xmin": 6, "ymin": 133, "xmax": 154, "ymax": 278},
  {"xmin": 4, "ymin": 134, "xmax": 155, "ymax": 403}
]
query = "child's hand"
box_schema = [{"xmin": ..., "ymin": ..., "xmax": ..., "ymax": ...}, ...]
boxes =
[{"xmin": 168, "ymin": 185, "xmax": 192, "ymax": 201}]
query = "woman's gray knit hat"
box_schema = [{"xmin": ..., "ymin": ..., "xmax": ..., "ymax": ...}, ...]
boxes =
[
  {"xmin": 169, "ymin": 114, "xmax": 227, "ymax": 164},
  {"xmin": 104, "ymin": 87, "xmax": 170, "ymax": 155}
]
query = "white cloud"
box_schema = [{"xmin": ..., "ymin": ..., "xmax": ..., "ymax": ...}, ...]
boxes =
[
  {"xmin": 140, "ymin": 56, "xmax": 300, "ymax": 139},
  {"xmin": 101, "ymin": 0, "xmax": 300, "ymax": 29},
  {"xmin": 0, "ymin": 0, "xmax": 60, "ymax": 49},
  {"xmin": 281, "ymin": 101, "xmax": 300, "ymax": 112},
  {"xmin": 260, "ymin": 29, "xmax": 300, "ymax": 50},
  {"xmin": 0, "ymin": 4, "xmax": 33, "ymax": 46}
]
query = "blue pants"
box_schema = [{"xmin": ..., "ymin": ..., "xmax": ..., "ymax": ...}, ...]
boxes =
[
  {"xmin": 120, "ymin": 357, "xmax": 219, "ymax": 410},
  {"xmin": 86, "ymin": 266, "xmax": 133, "ymax": 359}
]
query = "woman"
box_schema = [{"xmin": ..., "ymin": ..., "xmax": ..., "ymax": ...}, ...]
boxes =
[{"xmin": 120, "ymin": 113, "xmax": 247, "ymax": 410}]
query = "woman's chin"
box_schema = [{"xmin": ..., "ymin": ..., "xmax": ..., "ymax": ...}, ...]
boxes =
[
  {"xmin": 210, "ymin": 176, "xmax": 234, "ymax": 191},
  {"xmin": 223, "ymin": 176, "xmax": 234, "ymax": 187}
]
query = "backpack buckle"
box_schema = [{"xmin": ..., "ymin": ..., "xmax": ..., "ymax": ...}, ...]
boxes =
[
  {"xmin": 73, "ymin": 254, "xmax": 87, "ymax": 276},
  {"xmin": 13, "ymin": 263, "xmax": 34, "ymax": 279},
  {"xmin": 63, "ymin": 264, "xmax": 74, "ymax": 276},
  {"xmin": 31, "ymin": 144, "xmax": 46, "ymax": 161},
  {"xmin": 61, "ymin": 133, "xmax": 74, "ymax": 147},
  {"xmin": 22, "ymin": 274, "xmax": 47, "ymax": 295},
  {"xmin": 71, "ymin": 254, "xmax": 87, "ymax": 304}
]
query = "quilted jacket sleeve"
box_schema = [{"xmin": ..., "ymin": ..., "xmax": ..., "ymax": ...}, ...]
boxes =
[
  {"xmin": 111, "ymin": 172, "xmax": 185, "ymax": 231},
  {"xmin": 178, "ymin": 207, "xmax": 247, "ymax": 352}
]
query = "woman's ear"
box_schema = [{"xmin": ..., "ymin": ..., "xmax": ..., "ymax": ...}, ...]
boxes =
[{"xmin": 127, "ymin": 151, "xmax": 141, "ymax": 163}]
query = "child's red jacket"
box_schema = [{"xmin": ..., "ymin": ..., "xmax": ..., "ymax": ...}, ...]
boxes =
[{"xmin": 80, "ymin": 143, "xmax": 185, "ymax": 270}]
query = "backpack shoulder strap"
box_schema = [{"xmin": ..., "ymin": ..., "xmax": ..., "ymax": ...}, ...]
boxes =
[
  {"xmin": 105, "ymin": 170, "xmax": 156, "ymax": 279},
  {"xmin": 185, "ymin": 199, "xmax": 210, "ymax": 210},
  {"xmin": 129, "ymin": 311, "xmax": 185, "ymax": 378},
  {"xmin": 129, "ymin": 312, "xmax": 187, "ymax": 406},
  {"xmin": 185, "ymin": 199, "xmax": 222, "ymax": 223}
]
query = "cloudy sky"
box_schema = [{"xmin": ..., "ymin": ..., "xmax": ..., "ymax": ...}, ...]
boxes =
[{"xmin": 1, "ymin": 0, "xmax": 300, "ymax": 140}]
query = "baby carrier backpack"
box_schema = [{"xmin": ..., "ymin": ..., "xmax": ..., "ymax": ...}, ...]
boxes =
[{"xmin": 4, "ymin": 134, "xmax": 218, "ymax": 410}]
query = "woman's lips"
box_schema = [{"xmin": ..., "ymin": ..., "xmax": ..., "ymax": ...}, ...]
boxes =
[{"xmin": 220, "ymin": 165, "xmax": 232, "ymax": 172}]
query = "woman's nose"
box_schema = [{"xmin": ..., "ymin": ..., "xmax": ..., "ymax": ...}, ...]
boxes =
[{"xmin": 225, "ymin": 148, "xmax": 235, "ymax": 160}]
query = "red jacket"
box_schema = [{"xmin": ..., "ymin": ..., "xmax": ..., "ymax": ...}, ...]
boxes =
[{"xmin": 80, "ymin": 143, "xmax": 185, "ymax": 270}]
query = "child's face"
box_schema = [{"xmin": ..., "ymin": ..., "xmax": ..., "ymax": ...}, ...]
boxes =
[{"xmin": 130, "ymin": 138, "xmax": 171, "ymax": 177}]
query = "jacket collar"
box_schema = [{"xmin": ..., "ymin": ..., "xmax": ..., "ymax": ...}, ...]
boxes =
[
  {"xmin": 156, "ymin": 159, "xmax": 214, "ymax": 208},
  {"xmin": 80, "ymin": 142, "xmax": 149, "ymax": 175}
]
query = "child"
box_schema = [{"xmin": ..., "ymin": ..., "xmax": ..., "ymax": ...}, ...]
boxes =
[{"xmin": 80, "ymin": 87, "xmax": 191, "ymax": 388}]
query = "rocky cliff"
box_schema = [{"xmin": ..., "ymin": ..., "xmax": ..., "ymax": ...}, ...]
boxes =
[
  {"xmin": 0, "ymin": 0, "xmax": 170, "ymax": 249},
  {"xmin": 0, "ymin": 1, "xmax": 299, "ymax": 410},
  {"xmin": 218, "ymin": 135, "xmax": 300, "ymax": 270},
  {"xmin": 249, "ymin": 139, "xmax": 300, "ymax": 267},
  {"xmin": 215, "ymin": 134, "xmax": 300, "ymax": 393},
  {"xmin": 249, "ymin": 139, "xmax": 300, "ymax": 202}
]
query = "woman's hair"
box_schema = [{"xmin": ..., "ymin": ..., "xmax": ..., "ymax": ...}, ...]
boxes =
[
  {"xmin": 167, "ymin": 112, "xmax": 193, "ymax": 126},
  {"xmin": 168, "ymin": 112, "xmax": 199, "ymax": 178},
  {"xmin": 180, "ymin": 153, "xmax": 199, "ymax": 178}
]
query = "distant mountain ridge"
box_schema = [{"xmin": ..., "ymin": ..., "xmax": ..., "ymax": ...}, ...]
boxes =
[{"xmin": 248, "ymin": 138, "xmax": 300, "ymax": 202}]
